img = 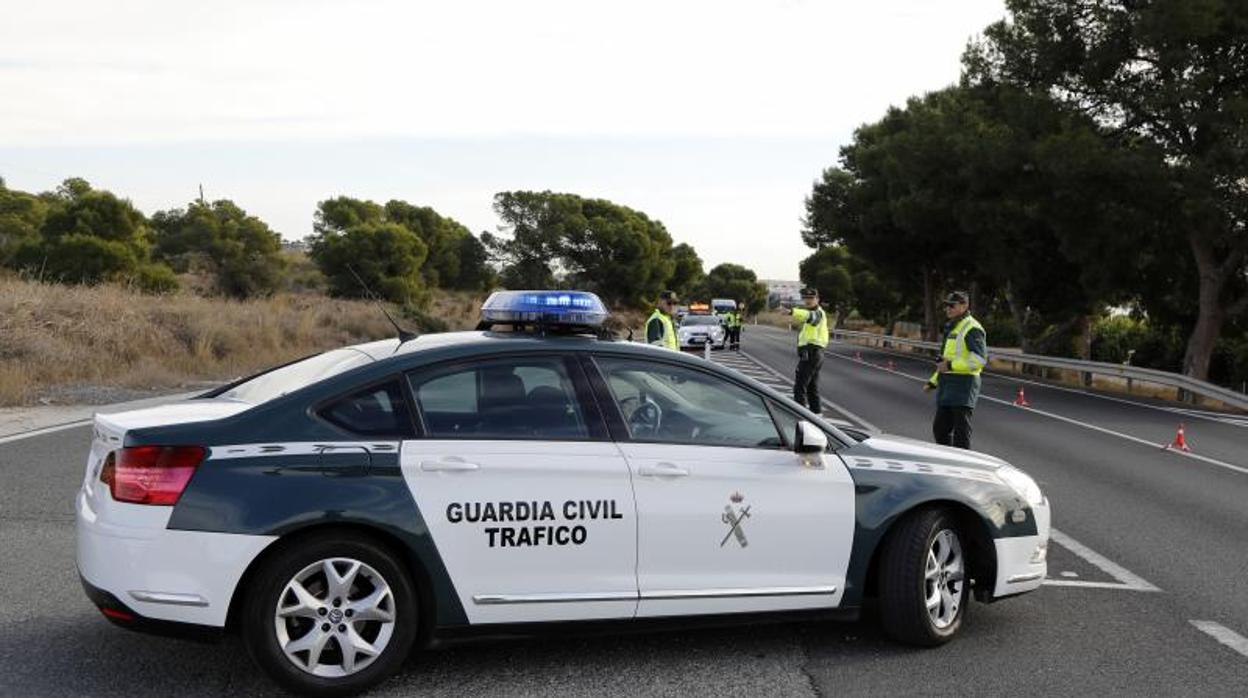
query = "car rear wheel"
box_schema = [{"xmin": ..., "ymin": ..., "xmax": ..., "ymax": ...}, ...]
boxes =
[
  {"xmin": 242, "ymin": 535, "xmax": 418, "ymax": 696},
  {"xmin": 878, "ymin": 508, "xmax": 968, "ymax": 646}
]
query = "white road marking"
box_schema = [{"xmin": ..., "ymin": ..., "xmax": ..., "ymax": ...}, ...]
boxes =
[
  {"xmin": 0, "ymin": 419, "xmax": 92, "ymax": 445},
  {"xmin": 1046, "ymin": 528, "xmax": 1160, "ymax": 592},
  {"xmin": 1060, "ymin": 571, "xmax": 1079, "ymax": 578},
  {"xmin": 819, "ymin": 333, "xmax": 1248, "ymax": 429},
  {"xmin": 1042, "ymin": 580, "xmax": 1150, "ymax": 591},
  {"xmin": 730, "ymin": 349, "xmax": 881, "ymax": 433},
  {"xmin": 821, "ymin": 348, "xmax": 1248, "ymax": 477},
  {"xmin": 1190, "ymin": 621, "xmax": 1248, "ymax": 659}
]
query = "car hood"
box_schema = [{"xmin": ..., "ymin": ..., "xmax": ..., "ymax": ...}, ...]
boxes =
[{"xmin": 839, "ymin": 433, "xmax": 1009, "ymax": 472}]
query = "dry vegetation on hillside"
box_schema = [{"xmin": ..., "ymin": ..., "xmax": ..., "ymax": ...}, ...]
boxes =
[{"xmin": 0, "ymin": 277, "xmax": 485, "ymax": 406}]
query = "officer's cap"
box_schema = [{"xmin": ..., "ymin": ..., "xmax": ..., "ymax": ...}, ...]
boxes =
[
  {"xmin": 659, "ymin": 290, "xmax": 678, "ymax": 302},
  {"xmin": 800, "ymin": 287, "xmax": 818, "ymax": 298},
  {"xmin": 943, "ymin": 291, "xmax": 970, "ymax": 306}
]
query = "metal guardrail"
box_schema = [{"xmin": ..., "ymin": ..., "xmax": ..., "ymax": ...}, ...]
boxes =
[{"xmin": 832, "ymin": 328, "xmax": 1248, "ymax": 413}]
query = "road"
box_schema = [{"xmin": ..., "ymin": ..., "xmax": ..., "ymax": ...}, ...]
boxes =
[{"xmin": 1, "ymin": 326, "xmax": 1246, "ymax": 696}]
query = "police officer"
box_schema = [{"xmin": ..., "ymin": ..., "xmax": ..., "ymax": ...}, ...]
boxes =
[
  {"xmin": 789, "ymin": 288, "xmax": 829, "ymax": 414},
  {"xmin": 728, "ymin": 306, "xmax": 743, "ymax": 351},
  {"xmin": 924, "ymin": 291, "xmax": 987, "ymax": 449},
  {"xmin": 646, "ymin": 290, "xmax": 679, "ymax": 351}
]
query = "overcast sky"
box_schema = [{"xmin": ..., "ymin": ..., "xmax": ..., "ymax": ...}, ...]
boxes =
[{"xmin": 0, "ymin": 0, "xmax": 1006, "ymax": 280}]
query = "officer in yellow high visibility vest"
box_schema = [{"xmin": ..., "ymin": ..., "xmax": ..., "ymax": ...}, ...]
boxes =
[
  {"xmin": 789, "ymin": 287, "xmax": 829, "ymax": 414},
  {"xmin": 645, "ymin": 290, "xmax": 679, "ymax": 351},
  {"xmin": 924, "ymin": 291, "xmax": 987, "ymax": 449},
  {"xmin": 727, "ymin": 306, "xmax": 743, "ymax": 351}
]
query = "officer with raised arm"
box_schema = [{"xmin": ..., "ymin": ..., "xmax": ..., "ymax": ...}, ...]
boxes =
[
  {"xmin": 645, "ymin": 290, "xmax": 679, "ymax": 351},
  {"xmin": 924, "ymin": 291, "xmax": 987, "ymax": 449},
  {"xmin": 789, "ymin": 287, "xmax": 829, "ymax": 414}
]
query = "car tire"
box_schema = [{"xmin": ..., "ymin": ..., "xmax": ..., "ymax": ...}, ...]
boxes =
[
  {"xmin": 877, "ymin": 508, "xmax": 969, "ymax": 646},
  {"xmin": 241, "ymin": 534, "xmax": 419, "ymax": 697}
]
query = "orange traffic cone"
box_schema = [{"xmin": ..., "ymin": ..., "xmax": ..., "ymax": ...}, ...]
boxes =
[
  {"xmin": 1013, "ymin": 386, "xmax": 1031, "ymax": 407},
  {"xmin": 1162, "ymin": 423, "xmax": 1192, "ymax": 452}
]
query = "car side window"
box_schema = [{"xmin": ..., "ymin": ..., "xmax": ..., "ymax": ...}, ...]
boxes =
[
  {"xmin": 318, "ymin": 380, "xmax": 415, "ymax": 437},
  {"xmin": 595, "ymin": 357, "xmax": 783, "ymax": 449},
  {"xmin": 410, "ymin": 358, "xmax": 590, "ymax": 439},
  {"xmin": 767, "ymin": 400, "xmax": 799, "ymax": 449}
]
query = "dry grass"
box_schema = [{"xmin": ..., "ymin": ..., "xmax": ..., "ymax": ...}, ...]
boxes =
[{"xmin": 0, "ymin": 277, "xmax": 412, "ymax": 406}]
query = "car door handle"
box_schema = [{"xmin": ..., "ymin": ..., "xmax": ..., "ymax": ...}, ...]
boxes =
[
  {"xmin": 420, "ymin": 458, "xmax": 480, "ymax": 472},
  {"xmin": 637, "ymin": 462, "xmax": 689, "ymax": 478}
]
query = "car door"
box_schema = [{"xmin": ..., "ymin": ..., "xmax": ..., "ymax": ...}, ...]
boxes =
[
  {"xmin": 589, "ymin": 355, "xmax": 856, "ymax": 618},
  {"xmin": 399, "ymin": 354, "xmax": 638, "ymax": 624}
]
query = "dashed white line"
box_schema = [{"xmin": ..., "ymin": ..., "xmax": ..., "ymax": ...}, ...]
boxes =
[
  {"xmin": 1046, "ymin": 528, "xmax": 1160, "ymax": 592},
  {"xmin": 1190, "ymin": 621, "xmax": 1248, "ymax": 659}
]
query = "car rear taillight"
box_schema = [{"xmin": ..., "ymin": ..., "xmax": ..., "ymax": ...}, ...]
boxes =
[{"xmin": 102, "ymin": 446, "xmax": 206, "ymax": 505}]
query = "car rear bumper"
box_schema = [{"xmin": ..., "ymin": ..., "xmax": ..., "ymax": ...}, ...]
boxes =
[
  {"xmin": 76, "ymin": 488, "xmax": 276, "ymax": 628},
  {"xmin": 991, "ymin": 498, "xmax": 1051, "ymax": 598}
]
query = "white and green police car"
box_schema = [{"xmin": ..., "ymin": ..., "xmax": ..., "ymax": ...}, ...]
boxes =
[{"xmin": 77, "ymin": 290, "xmax": 1050, "ymax": 696}]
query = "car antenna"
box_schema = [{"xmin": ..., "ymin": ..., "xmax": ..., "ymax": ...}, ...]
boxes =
[{"xmin": 346, "ymin": 264, "xmax": 419, "ymax": 345}]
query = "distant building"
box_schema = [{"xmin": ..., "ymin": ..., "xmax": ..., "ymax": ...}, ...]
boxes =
[{"xmin": 763, "ymin": 279, "xmax": 802, "ymax": 307}]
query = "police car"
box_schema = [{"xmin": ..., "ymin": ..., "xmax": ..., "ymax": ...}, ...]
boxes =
[
  {"xmin": 76, "ymin": 290, "xmax": 1049, "ymax": 696},
  {"xmin": 677, "ymin": 312, "xmax": 727, "ymax": 350}
]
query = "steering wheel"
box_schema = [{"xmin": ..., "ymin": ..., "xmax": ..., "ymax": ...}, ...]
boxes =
[{"xmin": 621, "ymin": 393, "xmax": 663, "ymax": 438}]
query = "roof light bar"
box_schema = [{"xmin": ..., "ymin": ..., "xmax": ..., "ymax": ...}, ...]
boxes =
[{"xmin": 480, "ymin": 290, "xmax": 609, "ymax": 327}]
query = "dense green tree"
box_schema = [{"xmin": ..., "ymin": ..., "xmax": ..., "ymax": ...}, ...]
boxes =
[
  {"xmin": 308, "ymin": 217, "xmax": 429, "ymax": 304},
  {"xmin": 704, "ymin": 263, "xmax": 768, "ymax": 314},
  {"xmin": 0, "ymin": 179, "xmax": 47, "ymax": 263},
  {"xmin": 151, "ymin": 199, "xmax": 285, "ymax": 298},
  {"xmin": 805, "ymin": 85, "xmax": 1163, "ymax": 348},
  {"xmin": 966, "ymin": 0, "xmax": 1248, "ymax": 378},
  {"xmin": 799, "ymin": 246, "xmax": 855, "ymax": 324},
  {"xmin": 383, "ymin": 200, "xmax": 490, "ymax": 290},
  {"xmin": 487, "ymin": 191, "xmax": 675, "ymax": 306},
  {"xmin": 799, "ymin": 245, "xmax": 906, "ymax": 328},
  {"xmin": 9, "ymin": 178, "xmax": 175, "ymax": 291},
  {"xmin": 668, "ymin": 242, "xmax": 706, "ymax": 299},
  {"xmin": 310, "ymin": 195, "xmax": 491, "ymax": 295}
]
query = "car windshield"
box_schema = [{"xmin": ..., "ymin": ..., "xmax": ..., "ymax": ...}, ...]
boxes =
[
  {"xmin": 215, "ymin": 349, "xmax": 374, "ymax": 405},
  {"xmin": 681, "ymin": 315, "xmax": 720, "ymax": 326}
]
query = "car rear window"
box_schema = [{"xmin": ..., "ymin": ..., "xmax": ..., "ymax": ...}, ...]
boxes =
[
  {"xmin": 215, "ymin": 349, "xmax": 374, "ymax": 405},
  {"xmin": 681, "ymin": 315, "xmax": 720, "ymax": 326},
  {"xmin": 318, "ymin": 380, "xmax": 415, "ymax": 437}
]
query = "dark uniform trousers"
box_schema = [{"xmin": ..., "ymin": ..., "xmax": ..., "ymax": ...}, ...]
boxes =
[
  {"xmin": 933, "ymin": 406, "xmax": 973, "ymax": 449},
  {"xmin": 793, "ymin": 344, "xmax": 823, "ymax": 414}
]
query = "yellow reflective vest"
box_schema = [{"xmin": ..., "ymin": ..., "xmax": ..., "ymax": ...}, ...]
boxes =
[
  {"xmin": 928, "ymin": 314, "xmax": 987, "ymax": 385},
  {"xmin": 791, "ymin": 306, "xmax": 829, "ymax": 347},
  {"xmin": 646, "ymin": 309, "xmax": 678, "ymax": 351}
]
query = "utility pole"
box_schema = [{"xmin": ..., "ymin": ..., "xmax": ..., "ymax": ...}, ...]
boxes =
[{"xmin": 198, "ymin": 184, "xmax": 205, "ymax": 205}]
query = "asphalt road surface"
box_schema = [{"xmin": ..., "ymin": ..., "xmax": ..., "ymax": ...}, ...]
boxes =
[{"xmin": 2, "ymin": 326, "xmax": 1247, "ymax": 696}]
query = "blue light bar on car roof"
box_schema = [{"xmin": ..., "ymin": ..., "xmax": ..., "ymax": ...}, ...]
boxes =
[{"xmin": 480, "ymin": 290, "xmax": 609, "ymax": 326}]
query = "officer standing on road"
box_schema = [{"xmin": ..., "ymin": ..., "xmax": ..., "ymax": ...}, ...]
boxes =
[
  {"xmin": 646, "ymin": 290, "xmax": 679, "ymax": 351},
  {"xmin": 789, "ymin": 288, "xmax": 829, "ymax": 414},
  {"xmin": 924, "ymin": 291, "xmax": 987, "ymax": 449},
  {"xmin": 728, "ymin": 306, "xmax": 743, "ymax": 351}
]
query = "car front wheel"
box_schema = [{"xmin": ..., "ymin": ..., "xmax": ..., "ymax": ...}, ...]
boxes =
[
  {"xmin": 878, "ymin": 508, "xmax": 969, "ymax": 646},
  {"xmin": 242, "ymin": 534, "xmax": 419, "ymax": 696}
]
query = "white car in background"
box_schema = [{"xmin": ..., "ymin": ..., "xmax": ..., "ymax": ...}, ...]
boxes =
[{"xmin": 677, "ymin": 314, "xmax": 726, "ymax": 350}]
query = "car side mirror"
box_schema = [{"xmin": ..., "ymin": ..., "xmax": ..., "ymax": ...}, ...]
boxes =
[{"xmin": 794, "ymin": 421, "xmax": 828, "ymax": 453}]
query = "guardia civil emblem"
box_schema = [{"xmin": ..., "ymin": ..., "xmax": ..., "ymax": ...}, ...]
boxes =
[{"xmin": 720, "ymin": 491, "xmax": 751, "ymax": 548}]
